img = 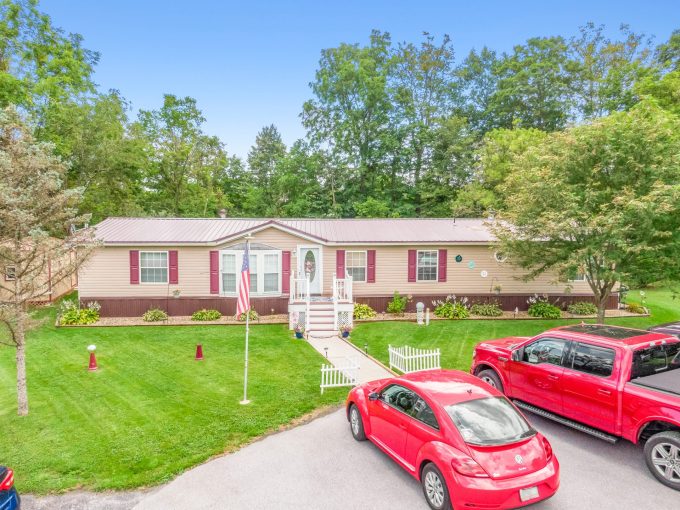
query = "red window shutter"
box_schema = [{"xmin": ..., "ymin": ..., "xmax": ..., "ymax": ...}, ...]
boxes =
[
  {"xmin": 367, "ymin": 250, "xmax": 376, "ymax": 283},
  {"xmin": 281, "ymin": 251, "xmax": 291, "ymax": 293},
  {"xmin": 336, "ymin": 250, "xmax": 345, "ymax": 278},
  {"xmin": 209, "ymin": 250, "xmax": 219, "ymax": 294},
  {"xmin": 169, "ymin": 250, "xmax": 179, "ymax": 284},
  {"xmin": 129, "ymin": 250, "xmax": 139, "ymax": 284},
  {"xmin": 408, "ymin": 250, "xmax": 417, "ymax": 282},
  {"xmin": 438, "ymin": 249, "xmax": 447, "ymax": 282}
]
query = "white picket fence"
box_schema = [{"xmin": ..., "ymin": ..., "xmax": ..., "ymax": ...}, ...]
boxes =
[
  {"xmin": 389, "ymin": 345, "xmax": 441, "ymax": 374},
  {"xmin": 320, "ymin": 356, "xmax": 359, "ymax": 394}
]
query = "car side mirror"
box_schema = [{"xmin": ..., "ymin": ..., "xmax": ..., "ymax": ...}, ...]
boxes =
[
  {"xmin": 368, "ymin": 392, "xmax": 380, "ymax": 401},
  {"xmin": 512, "ymin": 348, "xmax": 522, "ymax": 362}
]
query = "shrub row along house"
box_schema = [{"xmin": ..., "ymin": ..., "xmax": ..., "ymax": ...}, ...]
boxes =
[{"xmin": 78, "ymin": 217, "xmax": 617, "ymax": 334}]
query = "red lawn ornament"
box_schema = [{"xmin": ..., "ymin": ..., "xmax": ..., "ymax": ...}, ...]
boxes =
[
  {"xmin": 87, "ymin": 344, "xmax": 98, "ymax": 371},
  {"xmin": 195, "ymin": 344, "xmax": 204, "ymax": 361}
]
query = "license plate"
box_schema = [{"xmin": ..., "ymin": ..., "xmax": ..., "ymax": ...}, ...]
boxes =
[{"xmin": 519, "ymin": 486, "xmax": 539, "ymax": 502}]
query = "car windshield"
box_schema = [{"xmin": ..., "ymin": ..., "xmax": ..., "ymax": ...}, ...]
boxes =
[
  {"xmin": 445, "ymin": 397, "xmax": 536, "ymax": 446},
  {"xmin": 631, "ymin": 342, "xmax": 680, "ymax": 379}
]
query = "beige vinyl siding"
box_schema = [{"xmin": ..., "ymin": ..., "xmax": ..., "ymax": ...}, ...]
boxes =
[
  {"xmin": 327, "ymin": 245, "xmax": 593, "ymax": 296},
  {"xmin": 78, "ymin": 227, "xmax": 311, "ymax": 299},
  {"xmin": 79, "ymin": 226, "xmax": 594, "ymax": 299}
]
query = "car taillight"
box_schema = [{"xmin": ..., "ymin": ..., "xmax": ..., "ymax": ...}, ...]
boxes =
[
  {"xmin": 541, "ymin": 436, "xmax": 553, "ymax": 461},
  {"xmin": 451, "ymin": 456, "xmax": 489, "ymax": 478},
  {"xmin": 0, "ymin": 469, "xmax": 14, "ymax": 491}
]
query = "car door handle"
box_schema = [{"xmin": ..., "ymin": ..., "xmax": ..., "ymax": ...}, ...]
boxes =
[
  {"xmin": 547, "ymin": 375, "xmax": 559, "ymax": 381},
  {"xmin": 598, "ymin": 389, "xmax": 612, "ymax": 396},
  {"xmin": 399, "ymin": 422, "xmax": 408, "ymax": 430}
]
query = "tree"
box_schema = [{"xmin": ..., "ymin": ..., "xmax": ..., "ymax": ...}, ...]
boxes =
[
  {"xmin": 456, "ymin": 47, "xmax": 501, "ymax": 133},
  {"xmin": 391, "ymin": 33, "xmax": 460, "ymax": 212},
  {"xmin": 0, "ymin": 107, "xmax": 95, "ymax": 415},
  {"xmin": 0, "ymin": 0, "xmax": 97, "ymax": 113},
  {"xmin": 452, "ymin": 127, "xmax": 547, "ymax": 216},
  {"xmin": 489, "ymin": 37, "xmax": 574, "ymax": 131},
  {"xmin": 137, "ymin": 95, "xmax": 229, "ymax": 216},
  {"xmin": 246, "ymin": 124, "xmax": 287, "ymax": 215},
  {"xmin": 302, "ymin": 30, "xmax": 396, "ymax": 214},
  {"xmin": 493, "ymin": 101, "xmax": 680, "ymax": 322},
  {"xmin": 569, "ymin": 23, "xmax": 654, "ymax": 119},
  {"xmin": 655, "ymin": 29, "xmax": 680, "ymax": 71}
]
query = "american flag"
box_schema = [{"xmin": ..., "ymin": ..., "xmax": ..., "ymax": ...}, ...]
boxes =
[{"xmin": 236, "ymin": 243, "xmax": 251, "ymax": 316}]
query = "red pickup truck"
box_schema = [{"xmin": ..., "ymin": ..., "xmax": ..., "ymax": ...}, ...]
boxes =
[{"xmin": 471, "ymin": 324, "xmax": 680, "ymax": 490}]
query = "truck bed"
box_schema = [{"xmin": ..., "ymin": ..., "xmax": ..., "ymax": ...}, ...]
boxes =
[{"xmin": 631, "ymin": 370, "xmax": 680, "ymax": 396}]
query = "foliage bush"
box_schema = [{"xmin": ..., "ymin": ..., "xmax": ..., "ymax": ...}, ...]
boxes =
[
  {"xmin": 59, "ymin": 300, "xmax": 100, "ymax": 325},
  {"xmin": 353, "ymin": 302, "xmax": 377, "ymax": 320},
  {"xmin": 626, "ymin": 302, "xmax": 647, "ymax": 314},
  {"xmin": 191, "ymin": 309, "xmax": 222, "ymax": 321},
  {"xmin": 567, "ymin": 301, "xmax": 598, "ymax": 315},
  {"xmin": 143, "ymin": 308, "xmax": 168, "ymax": 322},
  {"xmin": 386, "ymin": 291, "xmax": 409, "ymax": 315},
  {"xmin": 433, "ymin": 296, "xmax": 470, "ymax": 319},
  {"xmin": 237, "ymin": 309, "xmax": 259, "ymax": 321},
  {"xmin": 527, "ymin": 296, "xmax": 562, "ymax": 319},
  {"xmin": 469, "ymin": 302, "xmax": 503, "ymax": 317}
]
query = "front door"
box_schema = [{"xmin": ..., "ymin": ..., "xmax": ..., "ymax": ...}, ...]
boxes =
[{"xmin": 298, "ymin": 246, "xmax": 322, "ymax": 294}]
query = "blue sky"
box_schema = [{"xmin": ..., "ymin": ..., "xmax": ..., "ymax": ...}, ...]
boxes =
[{"xmin": 41, "ymin": 0, "xmax": 679, "ymax": 159}]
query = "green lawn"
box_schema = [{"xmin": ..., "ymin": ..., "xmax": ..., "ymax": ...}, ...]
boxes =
[
  {"xmin": 0, "ymin": 305, "xmax": 345, "ymax": 494},
  {"xmin": 351, "ymin": 288, "xmax": 680, "ymax": 371}
]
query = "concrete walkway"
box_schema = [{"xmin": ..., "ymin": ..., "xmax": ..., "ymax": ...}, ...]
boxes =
[{"xmin": 306, "ymin": 334, "xmax": 394, "ymax": 382}]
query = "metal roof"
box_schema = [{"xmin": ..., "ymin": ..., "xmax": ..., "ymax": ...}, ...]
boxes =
[{"xmin": 94, "ymin": 217, "xmax": 496, "ymax": 245}]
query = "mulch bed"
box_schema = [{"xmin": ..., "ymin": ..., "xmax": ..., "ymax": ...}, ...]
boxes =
[{"xmin": 355, "ymin": 309, "xmax": 646, "ymax": 323}]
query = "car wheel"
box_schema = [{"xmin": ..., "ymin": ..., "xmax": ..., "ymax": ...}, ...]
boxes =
[
  {"xmin": 421, "ymin": 463, "xmax": 452, "ymax": 510},
  {"xmin": 477, "ymin": 369, "xmax": 504, "ymax": 394},
  {"xmin": 349, "ymin": 404, "xmax": 366, "ymax": 441},
  {"xmin": 644, "ymin": 431, "xmax": 680, "ymax": 490}
]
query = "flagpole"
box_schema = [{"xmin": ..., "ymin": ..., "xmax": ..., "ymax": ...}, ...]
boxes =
[{"xmin": 240, "ymin": 234, "xmax": 252, "ymax": 405}]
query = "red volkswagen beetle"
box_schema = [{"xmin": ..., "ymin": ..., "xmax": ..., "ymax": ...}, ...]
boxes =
[{"xmin": 346, "ymin": 370, "xmax": 559, "ymax": 510}]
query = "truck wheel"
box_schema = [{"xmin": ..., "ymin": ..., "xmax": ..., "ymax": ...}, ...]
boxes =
[
  {"xmin": 477, "ymin": 369, "xmax": 504, "ymax": 394},
  {"xmin": 644, "ymin": 431, "xmax": 680, "ymax": 490}
]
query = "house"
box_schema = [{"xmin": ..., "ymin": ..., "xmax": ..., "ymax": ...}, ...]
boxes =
[{"xmin": 78, "ymin": 217, "xmax": 617, "ymax": 334}]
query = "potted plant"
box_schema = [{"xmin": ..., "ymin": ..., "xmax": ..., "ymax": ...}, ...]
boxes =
[
  {"xmin": 340, "ymin": 325, "xmax": 352, "ymax": 338},
  {"xmin": 294, "ymin": 325, "xmax": 305, "ymax": 339}
]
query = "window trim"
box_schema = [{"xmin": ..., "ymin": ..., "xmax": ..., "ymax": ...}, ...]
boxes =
[
  {"xmin": 345, "ymin": 250, "xmax": 367, "ymax": 283},
  {"xmin": 139, "ymin": 250, "xmax": 169, "ymax": 285},
  {"xmin": 569, "ymin": 273, "xmax": 587, "ymax": 282},
  {"xmin": 219, "ymin": 248, "xmax": 282, "ymax": 297},
  {"xmin": 5, "ymin": 265, "xmax": 16, "ymax": 281},
  {"xmin": 521, "ymin": 336, "xmax": 570, "ymax": 367},
  {"xmin": 379, "ymin": 384, "xmax": 440, "ymax": 430},
  {"xmin": 416, "ymin": 250, "xmax": 439, "ymax": 282}
]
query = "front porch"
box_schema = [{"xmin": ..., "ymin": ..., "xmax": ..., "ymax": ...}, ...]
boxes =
[{"xmin": 288, "ymin": 272, "xmax": 354, "ymax": 335}]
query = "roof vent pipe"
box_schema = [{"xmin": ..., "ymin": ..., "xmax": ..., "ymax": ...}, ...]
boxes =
[{"xmin": 218, "ymin": 209, "xmax": 227, "ymax": 218}]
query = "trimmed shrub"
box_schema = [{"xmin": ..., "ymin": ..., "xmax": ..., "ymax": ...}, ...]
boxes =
[
  {"xmin": 192, "ymin": 309, "xmax": 222, "ymax": 321},
  {"xmin": 527, "ymin": 301, "xmax": 562, "ymax": 319},
  {"xmin": 237, "ymin": 309, "xmax": 259, "ymax": 322},
  {"xmin": 143, "ymin": 308, "xmax": 168, "ymax": 322},
  {"xmin": 386, "ymin": 291, "xmax": 408, "ymax": 315},
  {"xmin": 567, "ymin": 301, "xmax": 598, "ymax": 316},
  {"xmin": 470, "ymin": 302, "xmax": 503, "ymax": 317},
  {"xmin": 434, "ymin": 296, "xmax": 470, "ymax": 319},
  {"xmin": 353, "ymin": 303, "xmax": 377, "ymax": 320},
  {"xmin": 59, "ymin": 301, "xmax": 100, "ymax": 325},
  {"xmin": 626, "ymin": 303, "xmax": 646, "ymax": 314}
]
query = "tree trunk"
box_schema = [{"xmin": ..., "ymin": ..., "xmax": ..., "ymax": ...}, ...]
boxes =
[
  {"xmin": 16, "ymin": 318, "xmax": 28, "ymax": 416},
  {"xmin": 596, "ymin": 302, "xmax": 606, "ymax": 324}
]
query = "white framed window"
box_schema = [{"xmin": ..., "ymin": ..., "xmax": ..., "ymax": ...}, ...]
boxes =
[
  {"xmin": 220, "ymin": 249, "xmax": 281, "ymax": 296},
  {"xmin": 570, "ymin": 273, "xmax": 587, "ymax": 282},
  {"xmin": 140, "ymin": 251, "xmax": 168, "ymax": 284},
  {"xmin": 346, "ymin": 251, "xmax": 367, "ymax": 282},
  {"xmin": 417, "ymin": 250, "xmax": 438, "ymax": 281},
  {"xmin": 5, "ymin": 266, "xmax": 16, "ymax": 281}
]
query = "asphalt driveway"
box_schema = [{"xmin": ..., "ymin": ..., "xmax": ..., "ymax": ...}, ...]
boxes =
[{"xmin": 132, "ymin": 407, "xmax": 678, "ymax": 510}]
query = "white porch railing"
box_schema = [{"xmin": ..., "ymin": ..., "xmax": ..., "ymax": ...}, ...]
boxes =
[
  {"xmin": 290, "ymin": 273, "xmax": 311, "ymax": 332},
  {"xmin": 320, "ymin": 356, "xmax": 359, "ymax": 394},
  {"xmin": 332, "ymin": 273, "xmax": 353, "ymax": 331},
  {"xmin": 388, "ymin": 345, "xmax": 441, "ymax": 374}
]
